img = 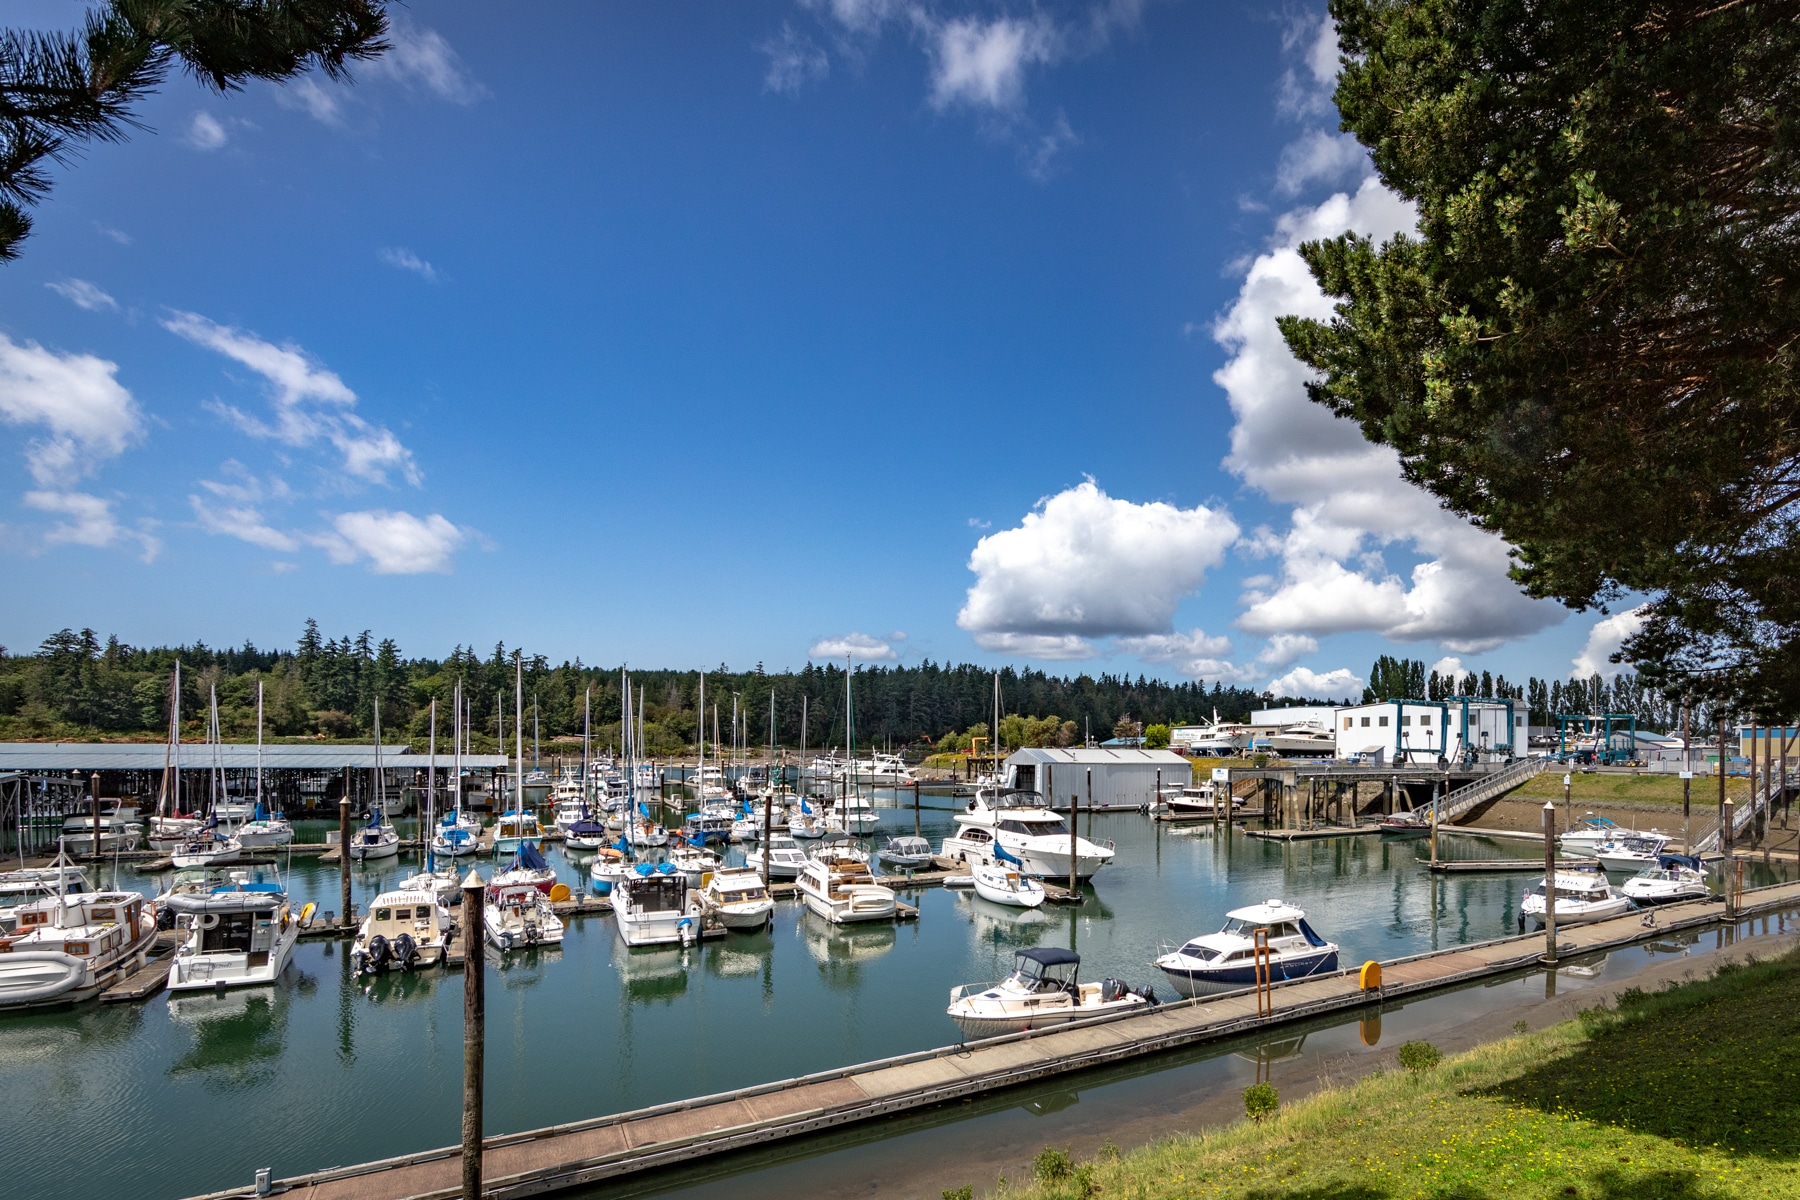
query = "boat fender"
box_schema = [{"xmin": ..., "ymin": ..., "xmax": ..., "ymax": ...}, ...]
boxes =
[
  {"xmin": 199, "ymin": 912, "xmax": 220, "ymax": 930},
  {"xmin": 1359, "ymin": 960, "xmax": 1383, "ymax": 991}
]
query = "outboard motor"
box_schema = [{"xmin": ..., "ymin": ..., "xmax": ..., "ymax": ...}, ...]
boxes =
[
  {"xmin": 393, "ymin": 932, "xmax": 418, "ymax": 971},
  {"xmin": 364, "ymin": 933, "xmax": 390, "ymax": 974},
  {"xmin": 157, "ymin": 905, "xmax": 177, "ymax": 931},
  {"xmin": 1138, "ymin": 983, "xmax": 1158, "ymax": 1006},
  {"xmin": 1100, "ymin": 977, "xmax": 1127, "ymax": 1003}
]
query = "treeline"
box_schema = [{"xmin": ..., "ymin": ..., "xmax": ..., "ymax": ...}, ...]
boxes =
[
  {"xmin": 0, "ymin": 623, "xmax": 1277, "ymax": 752},
  {"xmin": 1365, "ymin": 656, "xmax": 1687, "ymax": 731}
]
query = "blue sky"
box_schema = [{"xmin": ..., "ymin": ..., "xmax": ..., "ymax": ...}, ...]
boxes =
[{"xmin": 0, "ymin": 1, "xmax": 1631, "ymax": 692}]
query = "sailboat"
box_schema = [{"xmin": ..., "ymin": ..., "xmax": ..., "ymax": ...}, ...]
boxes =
[
  {"xmin": 348, "ymin": 699, "xmax": 401, "ymax": 861},
  {"xmin": 432, "ymin": 681, "xmax": 483, "ymax": 857},
  {"xmin": 235, "ymin": 682, "xmax": 294, "ymax": 848},
  {"xmin": 492, "ymin": 654, "xmax": 545, "ymax": 854},
  {"xmin": 170, "ymin": 686, "xmax": 243, "ymax": 868},
  {"xmin": 147, "ymin": 664, "xmax": 202, "ymax": 852}
]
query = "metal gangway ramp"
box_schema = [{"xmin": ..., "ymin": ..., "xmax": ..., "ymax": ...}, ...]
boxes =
[{"xmin": 1432, "ymin": 757, "xmax": 1550, "ymax": 825}]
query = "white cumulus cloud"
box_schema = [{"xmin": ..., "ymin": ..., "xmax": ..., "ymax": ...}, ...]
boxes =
[
  {"xmin": 1430, "ymin": 656, "xmax": 1467, "ymax": 684},
  {"xmin": 0, "ymin": 334, "xmax": 144, "ymax": 485},
  {"xmin": 1266, "ymin": 665, "xmax": 1364, "ymax": 700},
  {"xmin": 1274, "ymin": 129, "xmax": 1366, "ymax": 196},
  {"xmin": 314, "ymin": 510, "xmax": 466, "ymax": 574},
  {"xmin": 187, "ymin": 111, "xmax": 228, "ymax": 150},
  {"xmin": 808, "ymin": 632, "xmax": 899, "ymax": 661},
  {"xmin": 1213, "ymin": 177, "xmax": 1564, "ymax": 654},
  {"xmin": 45, "ymin": 278, "xmax": 118, "ymax": 312},
  {"xmin": 1571, "ymin": 606, "xmax": 1646, "ymax": 680},
  {"xmin": 164, "ymin": 311, "xmax": 420, "ymax": 487},
  {"xmin": 958, "ymin": 480, "xmax": 1240, "ymax": 659}
]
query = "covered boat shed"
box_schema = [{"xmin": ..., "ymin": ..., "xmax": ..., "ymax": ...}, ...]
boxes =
[{"xmin": 1002, "ymin": 748, "xmax": 1191, "ymax": 810}]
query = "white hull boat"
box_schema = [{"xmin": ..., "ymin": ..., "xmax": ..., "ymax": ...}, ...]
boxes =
[
  {"xmin": 612, "ymin": 864, "xmax": 706, "ymax": 947},
  {"xmin": 165, "ymin": 883, "xmax": 302, "ymax": 992},
  {"xmin": 746, "ymin": 835, "xmax": 807, "ymax": 881},
  {"xmin": 970, "ymin": 862, "xmax": 1046, "ymax": 908},
  {"xmin": 941, "ymin": 788, "xmax": 1114, "ymax": 882},
  {"xmin": 947, "ymin": 948, "xmax": 1152, "ymax": 1039},
  {"xmin": 878, "ymin": 836, "xmax": 934, "ymax": 871},
  {"xmin": 0, "ymin": 891, "xmax": 157, "ymax": 1009},
  {"xmin": 796, "ymin": 853, "xmax": 896, "ymax": 924},
  {"xmin": 1154, "ymin": 900, "xmax": 1340, "ymax": 998},
  {"xmin": 1522, "ymin": 870, "xmax": 1632, "ymax": 925},
  {"xmin": 351, "ymin": 889, "xmax": 453, "ymax": 974},
  {"xmin": 699, "ymin": 867, "xmax": 774, "ymax": 930},
  {"xmin": 485, "ymin": 884, "xmax": 565, "ymax": 951}
]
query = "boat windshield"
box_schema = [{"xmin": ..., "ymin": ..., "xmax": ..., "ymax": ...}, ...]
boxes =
[
  {"xmin": 999, "ymin": 818, "xmax": 1068, "ymax": 836},
  {"xmin": 1010, "ymin": 961, "xmax": 1073, "ymax": 992},
  {"xmin": 986, "ymin": 790, "xmax": 1048, "ymax": 810}
]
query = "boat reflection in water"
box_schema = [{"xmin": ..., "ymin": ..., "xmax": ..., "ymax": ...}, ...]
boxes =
[
  {"xmin": 614, "ymin": 945, "xmax": 690, "ymax": 1004},
  {"xmin": 803, "ymin": 918, "xmax": 897, "ymax": 982},
  {"xmin": 167, "ymin": 989, "xmax": 289, "ymax": 1085}
]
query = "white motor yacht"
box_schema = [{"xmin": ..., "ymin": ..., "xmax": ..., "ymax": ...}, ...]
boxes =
[
  {"xmin": 485, "ymin": 883, "xmax": 565, "ymax": 951},
  {"xmin": 1522, "ymin": 869, "xmax": 1632, "ymax": 925},
  {"xmin": 810, "ymin": 836, "xmax": 870, "ymax": 866},
  {"xmin": 170, "ymin": 824, "xmax": 244, "ymax": 869},
  {"xmin": 491, "ymin": 809, "xmax": 543, "ymax": 856},
  {"xmin": 551, "ymin": 795, "xmax": 588, "ymax": 834},
  {"xmin": 667, "ymin": 843, "xmax": 722, "ymax": 887},
  {"xmin": 588, "ymin": 847, "xmax": 632, "ymax": 895},
  {"xmin": 60, "ymin": 810, "xmax": 142, "ymax": 854},
  {"xmin": 351, "ymin": 889, "xmax": 454, "ymax": 974},
  {"xmin": 877, "ymin": 835, "xmax": 934, "ymax": 871},
  {"xmin": 1621, "ymin": 854, "xmax": 1711, "ymax": 905},
  {"xmin": 1595, "ymin": 833, "xmax": 1672, "ymax": 874},
  {"xmin": 612, "ymin": 863, "xmax": 705, "ymax": 947},
  {"xmin": 346, "ymin": 808, "xmax": 400, "ymax": 862},
  {"xmin": 1153, "ymin": 900, "xmax": 1341, "ymax": 998},
  {"xmin": 0, "ymin": 891, "xmax": 157, "ymax": 1009},
  {"xmin": 699, "ymin": 867, "xmax": 775, "ymax": 930},
  {"xmin": 1173, "ymin": 716, "xmax": 1251, "ymax": 756},
  {"xmin": 941, "ymin": 788, "xmax": 1115, "ymax": 882},
  {"xmin": 947, "ymin": 948, "xmax": 1153, "ymax": 1039},
  {"xmin": 796, "ymin": 851, "xmax": 896, "ymax": 924},
  {"xmin": 0, "ymin": 858, "xmax": 91, "ymax": 932},
  {"xmin": 1557, "ymin": 815, "xmax": 1624, "ymax": 858},
  {"xmin": 1160, "ymin": 782, "xmax": 1236, "ymax": 819},
  {"xmin": 746, "ymin": 834, "xmax": 808, "ymax": 881},
  {"xmin": 970, "ymin": 861, "xmax": 1046, "ymax": 908},
  {"xmin": 165, "ymin": 875, "xmax": 302, "ymax": 992}
]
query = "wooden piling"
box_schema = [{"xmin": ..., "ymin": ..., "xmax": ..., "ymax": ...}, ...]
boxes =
[
  {"xmin": 912, "ymin": 780, "xmax": 920, "ymax": 840},
  {"xmin": 1722, "ymin": 798, "xmax": 1735, "ymax": 919},
  {"xmin": 338, "ymin": 798, "xmax": 352, "ymax": 929},
  {"xmin": 90, "ymin": 773, "xmax": 101, "ymax": 858},
  {"xmin": 1541, "ymin": 801, "xmax": 1557, "ymax": 962},
  {"xmin": 462, "ymin": 870, "xmax": 485, "ymax": 1200}
]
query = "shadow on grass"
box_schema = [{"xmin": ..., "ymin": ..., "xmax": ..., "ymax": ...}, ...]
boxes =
[
  {"xmin": 1239, "ymin": 1167, "xmax": 1740, "ymax": 1200},
  {"xmin": 1490, "ymin": 954, "xmax": 1800, "ymax": 1160}
]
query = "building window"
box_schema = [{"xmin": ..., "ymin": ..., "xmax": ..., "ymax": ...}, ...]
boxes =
[
  {"xmin": 1401, "ymin": 715, "xmax": 1412, "ymax": 726},
  {"xmin": 1378, "ymin": 716, "xmax": 1388, "ymax": 727},
  {"xmin": 1343, "ymin": 718, "xmax": 1352, "ymax": 729},
  {"xmin": 1420, "ymin": 715, "xmax": 1431, "ymax": 726},
  {"xmin": 1516, "ymin": 716, "xmax": 1524, "ymax": 726},
  {"xmin": 1361, "ymin": 717, "xmax": 1370, "ymax": 727}
]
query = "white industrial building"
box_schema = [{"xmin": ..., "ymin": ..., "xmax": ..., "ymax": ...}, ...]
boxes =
[
  {"xmin": 1002, "ymin": 748, "xmax": 1191, "ymax": 810},
  {"xmin": 1334, "ymin": 699, "xmax": 1524, "ymax": 763}
]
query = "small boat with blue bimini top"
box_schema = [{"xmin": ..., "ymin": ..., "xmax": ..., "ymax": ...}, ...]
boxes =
[
  {"xmin": 1153, "ymin": 900, "xmax": 1340, "ymax": 998},
  {"xmin": 1521, "ymin": 865, "xmax": 1631, "ymax": 925},
  {"xmin": 1557, "ymin": 814, "xmax": 1623, "ymax": 858},
  {"xmin": 613, "ymin": 862, "xmax": 706, "ymax": 947},
  {"xmin": 1621, "ymin": 854, "xmax": 1711, "ymax": 905},
  {"xmin": 947, "ymin": 948, "xmax": 1154, "ymax": 1039}
]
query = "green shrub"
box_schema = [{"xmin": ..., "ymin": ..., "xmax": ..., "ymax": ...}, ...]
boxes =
[
  {"xmin": 1033, "ymin": 1146, "xmax": 1074, "ymax": 1183},
  {"xmin": 942, "ymin": 1188, "xmax": 973, "ymax": 1200},
  {"xmin": 1397, "ymin": 1040, "xmax": 1443, "ymax": 1071},
  {"xmin": 1512, "ymin": 1020, "xmax": 1529, "ymax": 1034},
  {"xmin": 1243, "ymin": 1081, "xmax": 1279, "ymax": 1120}
]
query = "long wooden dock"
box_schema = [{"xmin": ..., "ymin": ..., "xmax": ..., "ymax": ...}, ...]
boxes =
[
  {"xmin": 1428, "ymin": 858, "xmax": 1583, "ymax": 873},
  {"xmin": 185, "ymin": 876, "xmax": 1800, "ymax": 1200},
  {"xmin": 1247, "ymin": 824, "xmax": 1382, "ymax": 842}
]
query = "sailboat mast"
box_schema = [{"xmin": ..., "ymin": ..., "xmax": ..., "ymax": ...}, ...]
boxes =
[
  {"xmin": 581, "ymin": 685, "xmax": 591, "ymax": 806},
  {"xmin": 454, "ymin": 679, "xmax": 464, "ymax": 821},
  {"xmin": 514, "ymin": 652, "xmax": 524, "ymax": 816},
  {"xmin": 426, "ymin": 697, "xmax": 437, "ymax": 870},
  {"xmin": 373, "ymin": 697, "xmax": 383, "ymax": 818},
  {"xmin": 255, "ymin": 680, "xmax": 265, "ymax": 807},
  {"xmin": 698, "ymin": 671, "xmax": 706, "ymax": 805}
]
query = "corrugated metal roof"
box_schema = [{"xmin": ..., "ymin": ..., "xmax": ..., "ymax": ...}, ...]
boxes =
[
  {"xmin": 1004, "ymin": 748, "xmax": 1190, "ymax": 766},
  {"xmin": 0, "ymin": 743, "xmax": 508, "ymax": 771}
]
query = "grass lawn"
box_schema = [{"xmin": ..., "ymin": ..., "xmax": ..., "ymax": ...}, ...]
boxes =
[
  {"xmin": 1513, "ymin": 771, "xmax": 1718, "ymax": 807},
  {"xmin": 983, "ymin": 950, "xmax": 1800, "ymax": 1200}
]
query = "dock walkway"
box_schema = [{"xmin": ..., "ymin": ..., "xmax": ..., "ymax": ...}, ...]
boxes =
[{"xmin": 189, "ymin": 876, "xmax": 1800, "ymax": 1200}]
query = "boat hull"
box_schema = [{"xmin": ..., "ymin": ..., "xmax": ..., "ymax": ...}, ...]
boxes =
[
  {"xmin": 948, "ymin": 996, "xmax": 1150, "ymax": 1040},
  {"xmin": 1157, "ymin": 948, "xmax": 1339, "ymax": 998},
  {"xmin": 167, "ymin": 927, "xmax": 299, "ymax": 992}
]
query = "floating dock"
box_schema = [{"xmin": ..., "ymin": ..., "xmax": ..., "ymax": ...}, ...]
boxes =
[
  {"xmin": 1246, "ymin": 824, "xmax": 1383, "ymax": 842},
  {"xmin": 1427, "ymin": 858, "xmax": 1582, "ymax": 874},
  {"xmin": 184, "ymin": 876, "xmax": 1800, "ymax": 1200}
]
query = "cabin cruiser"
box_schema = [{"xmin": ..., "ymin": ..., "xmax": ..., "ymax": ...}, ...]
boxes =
[
  {"xmin": 1522, "ymin": 868, "xmax": 1632, "ymax": 925},
  {"xmin": 551, "ymin": 794, "xmax": 588, "ymax": 834},
  {"xmin": 346, "ymin": 807, "xmax": 400, "ymax": 862},
  {"xmin": 1377, "ymin": 809, "xmax": 1433, "ymax": 835},
  {"xmin": 796, "ymin": 850, "xmax": 896, "ymax": 924},
  {"xmin": 1174, "ymin": 717, "xmax": 1251, "ymax": 756},
  {"xmin": 667, "ymin": 842, "xmax": 723, "ymax": 886},
  {"xmin": 698, "ymin": 867, "xmax": 775, "ymax": 930},
  {"xmin": 59, "ymin": 809, "xmax": 142, "ymax": 854},
  {"xmin": 746, "ymin": 834, "xmax": 808, "ymax": 881},
  {"xmin": 1621, "ymin": 854, "xmax": 1711, "ymax": 905},
  {"xmin": 878, "ymin": 835, "xmax": 935, "ymax": 871},
  {"xmin": 683, "ymin": 812, "xmax": 733, "ymax": 844},
  {"xmin": 351, "ymin": 889, "xmax": 455, "ymax": 974},
  {"xmin": 1595, "ymin": 833, "xmax": 1672, "ymax": 874},
  {"xmin": 612, "ymin": 862, "xmax": 706, "ymax": 947},
  {"xmin": 485, "ymin": 882, "xmax": 565, "ymax": 951},
  {"xmin": 941, "ymin": 788, "xmax": 1115, "ymax": 882},
  {"xmin": 970, "ymin": 860, "xmax": 1046, "ymax": 908},
  {"xmin": 0, "ymin": 891, "xmax": 157, "ymax": 1009},
  {"xmin": 1153, "ymin": 900, "xmax": 1341, "ymax": 998},
  {"xmin": 810, "ymin": 835, "xmax": 870, "ymax": 866},
  {"xmin": 947, "ymin": 948, "xmax": 1153, "ymax": 1039},
  {"xmin": 0, "ymin": 858, "xmax": 91, "ymax": 932},
  {"xmin": 1249, "ymin": 724, "xmax": 1338, "ymax": 758},
  {"xmin": 1160, "ymin": 782, "xmax": 1236, "ymax": 819},
  {"xmin": 565, "ymin": 815, "xmax": 609, "ymax": 850},
  {"xmin": 491, "ymin": 809, "xmax": 543, "ymax": 856},
  {"xmin": 490, "ymin": 843, "xmax": 559, "ymax": 894},
  {"xmin": 1557, "ymin": 815, "xmax": 1623, "ymax": 858},
  {"xmin": 828, "ymin": 792, "xmax": 881, "ymax": 829},
  {"xmin": 394, "ymin": 865, "xmax": 463, "ymax": 911},
  {"xmin": 165, "ymin": 873, "xmax": 303, "ymax": 992}
]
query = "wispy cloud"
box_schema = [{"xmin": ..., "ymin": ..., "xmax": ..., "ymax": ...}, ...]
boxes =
[
  {"xmin": 24, "ymin": 490, "xmax": 160, "ymax": 561},
  {"xmin": 164, "ymin": 311, "xmax": 421, "ymax": 487},
  {"xmin": 45, "ymin": 278, "xmax": 118, "ymax": 312},
  {"xmin": 378, "ymin": 246, "xmax": 439, "ymax": 282},
  {"xmin": 1274, "ymin": 129, "xmax": 1366, "ymax": 196},
  {"xmin": 313, "ymin": 509, "xmax": 467, "ymax": 573},
  {"xmin": 187, "ymin": 111, "xmax": 228, "ymax": 150},
  {"xmin": 763, "ymin": 22, "xmax": 830, "ymax": 94},
  {"xmin": 808, "ymin": 631, "xmax": 900, "ymax": 661},
  {"xmin": 927, "ymin": 15, "xmax": 1062, "ymax": 112},
  {"xmin": 276, "ymin": 77, "xmax": 345, "ymax": 126},
  {"xmin": 93, "ymin": 223, "xmax": 131, "ymax": 245},
  {"xmin": 1276, "ymin": 13, "xmax": 1339, "ymax": 120},
  {"xmin": 371, "ymin": 17, "xmax": 488, "ymax": 104}
]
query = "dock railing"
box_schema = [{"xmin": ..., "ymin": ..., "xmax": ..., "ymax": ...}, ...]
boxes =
[{"xmin": 1432, "ymin": 756, "xmax": 1549, "ymax": 824}]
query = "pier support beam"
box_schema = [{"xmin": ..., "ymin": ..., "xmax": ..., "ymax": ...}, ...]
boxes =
[
  {"xmin": 462, "ymin": 870, "xmax": 485, "ymax": 1200},
  {"xmin": 1541, "ymin": 801, "xmax": 1558, "ymax": 963},
  {"xmin": 338, "ymin": 798, "xmax": 351, "ymax": 929}
]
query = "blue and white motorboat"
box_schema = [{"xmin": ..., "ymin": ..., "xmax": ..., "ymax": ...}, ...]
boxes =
[
  {"xmin": 1620, "ymin": 854, "xmax": 1711, "ymax": 905},
  {"xmin": 1557, "ymin": 815, "xmax": 1622, "ymax": 858},
  {"xmin": 1153, "ymin": 900, "xmax": 1340, "ymax": 997},
  {"xmin": 565, "ymin": 815, "xmax": 609, "ymax": 851}
]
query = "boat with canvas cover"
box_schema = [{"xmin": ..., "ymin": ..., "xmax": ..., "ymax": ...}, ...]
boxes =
[
  {"xmin": 1521, "ymin": 867, "xmax": 1631, "ymax": 925},
  {"xmin": 0, "ymin": 891, "xmax": 157, "ymax": 1009},
  {"xmin": 1621, "ymin": 854, "xmax": 1711, "ymax": 905},
  {"xmin": 947, "ymin": 948, "xmax": 1152, "ymax": 1039},
  {"xmin": 165, "ymin": 871, "xmax": 304, "ymax": 992}
]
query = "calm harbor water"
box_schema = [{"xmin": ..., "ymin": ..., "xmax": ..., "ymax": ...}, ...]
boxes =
[{"xmin": 3, "ymin": 800, "xmax": 1790, "ymax": 1200}]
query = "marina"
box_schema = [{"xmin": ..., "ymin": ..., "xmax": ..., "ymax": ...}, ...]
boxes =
[{"xmin": 2, "ymin": 782, "xmax": 1793, "ymax": 1200}]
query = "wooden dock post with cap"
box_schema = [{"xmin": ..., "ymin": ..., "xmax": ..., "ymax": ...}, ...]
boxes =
[
  {"xmin": 338, "ymin": 798, "xmax": 352, "ymax": 929},
  {"xmin": 461, "ymin": 869, "xmax": 485, "ymax": 1200},
  {"xmin": 1723, "ymin": 798, "xmax": 1736, "ymax": 919},
  {"xmin": 1541, "ymin": 801, "xmax": 1557, "ymax": 962}
]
